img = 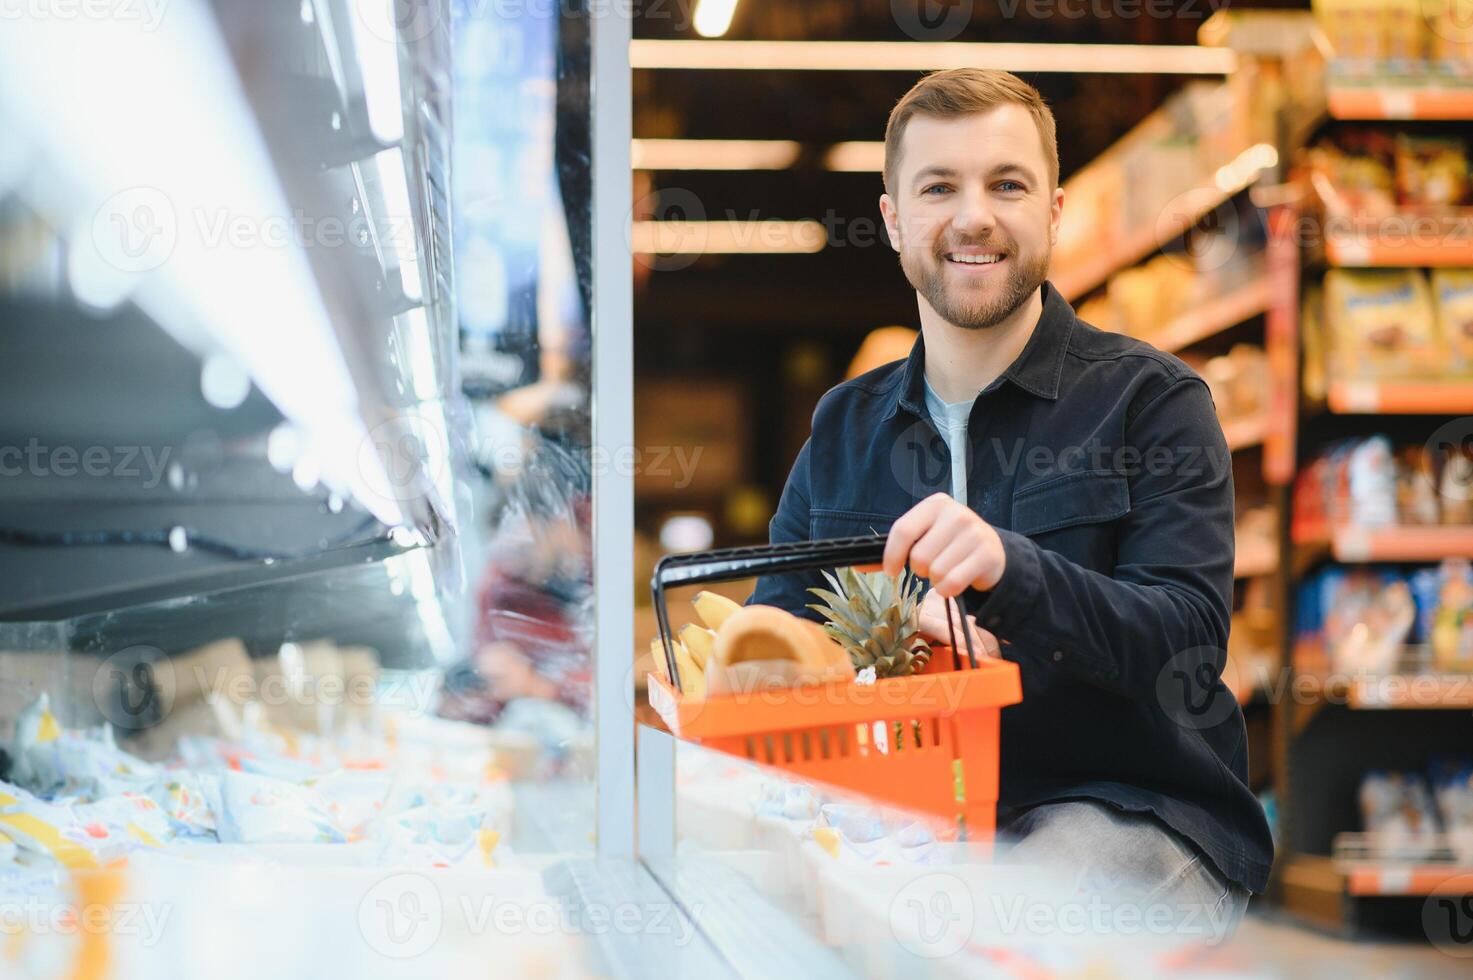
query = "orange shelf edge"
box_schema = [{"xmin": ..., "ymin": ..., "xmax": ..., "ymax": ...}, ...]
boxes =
[
  {"xmin": 1327, "ymin": 380, "xmax": 1473, "ymax": 415},
  {"xmin": 1345, "ymin": 865, "xmax": 1473, "ymax": 896},
  {"xmin": 1328, "ymin": 87, "xmax": 1473, "ymax": 121}
]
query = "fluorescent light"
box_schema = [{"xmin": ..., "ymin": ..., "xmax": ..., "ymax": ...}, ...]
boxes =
[
  {"xmin": 374, "ymin": 146, "xmax": 422, "ymax": 302},
  {"xmin": 630, "ymin": 40, "xmax": 1238, "ymax": 75},
  {"xmin": 0, "ymin": 9, "xmax": 409, "ymax": 528},
  {"xmin": 631, "ymin": 219, "xmax": 826, "ymax": 255},
  {"xmin": 1215, "ymin": 142, "xmax": 1279, "ymax": 193},
  {"xmin": 825, "ymin": 141, "xmax": 885, "ymax": 172},
  {"xmin": 631, "ymin": 138, "xmax": 799, "ymax": 170},
  {"xmin": 397, "ymin": 307, "xmax": 440, "ymax": 402},
  {"xmin": 693, "ymin": 0, "xmax": 740, "ymax": 39},
  {"xmin": 349, "ymin": 0, "xmax": 405, "ymax": 142}
]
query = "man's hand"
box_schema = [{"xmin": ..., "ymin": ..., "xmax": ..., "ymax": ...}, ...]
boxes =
[
  {"xmin": 883, "ymin": 493, "xmax": 1007, "ymax": 597},
  {"xmin": 917, "ymin": 588, "xmax": 1001, "ymax": 659}
]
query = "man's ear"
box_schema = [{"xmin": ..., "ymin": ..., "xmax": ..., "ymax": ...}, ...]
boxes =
[
  {"xmin": 879, "ymin": 193, "xmax": 901, "ymax": 252},
  {"xmin": 1049, "ymin": 186, "xmax": 1064, "ymax": 246}
]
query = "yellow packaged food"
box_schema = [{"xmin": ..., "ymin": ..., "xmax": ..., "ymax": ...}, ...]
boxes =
[
  {"xmin": 1382, "ymin": 0, "xmax": 1429, "ymax": 61},
  {"xmin": 1426, "ymin": 0, "xmax": 1473, "ymax": 63},
  {"xmin": 1432, "ymin": 268, "xmax": 1473, "ymax": 374},
  {"xmin": 1325, "ymin": 269, "xmax": 1440, "ymax": 379}
]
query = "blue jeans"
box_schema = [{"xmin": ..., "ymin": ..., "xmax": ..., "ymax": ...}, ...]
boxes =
[{"xmin": 998, "ymin": 800, "xmax": 1250, "ymax": 945}]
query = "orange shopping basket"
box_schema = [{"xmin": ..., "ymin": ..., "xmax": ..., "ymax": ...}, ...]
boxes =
[{"xmin": 648, "ymin": 535, "xmax": 1022, "ymax": 839}]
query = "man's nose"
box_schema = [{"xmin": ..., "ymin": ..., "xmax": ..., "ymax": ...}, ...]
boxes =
[{"xmin": 950, "ymin": 185, "xmax": 996, "ymax": 238}]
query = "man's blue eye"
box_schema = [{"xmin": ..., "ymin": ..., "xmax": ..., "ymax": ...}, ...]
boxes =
[
  {"xmin": 922, "ymin": 185, "xmax": 949, "ymax": 195},
  {"xmin": 998, "ymin": 181, "xmax": 1025, "ymax": 192}
]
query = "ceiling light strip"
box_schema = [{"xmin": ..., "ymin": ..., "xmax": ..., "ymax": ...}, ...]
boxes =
[{"xmin": 630, "ymin": 40, "xmax": 1237, "ymax": 75}]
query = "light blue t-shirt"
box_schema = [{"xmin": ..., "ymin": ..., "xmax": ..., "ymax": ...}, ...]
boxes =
[{"xmin": 923, "ymin": 377, "xmax": 975, "ymax": 504}]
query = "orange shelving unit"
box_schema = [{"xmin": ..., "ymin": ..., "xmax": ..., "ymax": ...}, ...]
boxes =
[
  {"xmin": 1326, "ymin": 380, "xmax": 1473, "ymax": 415},
  {"xmin": 1327, "ymin": 85, "xmax": 1473, "ymax": 122}
]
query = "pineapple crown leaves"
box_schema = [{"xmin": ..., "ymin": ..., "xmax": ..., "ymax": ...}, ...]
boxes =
[{"xmin": 805, "ymin": 566, "xmax": 933, "ymax": 675}]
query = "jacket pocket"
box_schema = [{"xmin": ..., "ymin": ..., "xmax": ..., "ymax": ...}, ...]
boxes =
[
  {"xmin": 1011, "ymin": 472, "xmax": 1130, "ymax": 536},
  {"xmin": 809, "ymin": 509, "xmax": 900, "ymax": 540}
]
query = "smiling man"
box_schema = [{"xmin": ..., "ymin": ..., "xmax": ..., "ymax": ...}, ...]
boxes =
[{"xmin": 752, "ymin": 69, "xmax": 1273, "ymax": 929}]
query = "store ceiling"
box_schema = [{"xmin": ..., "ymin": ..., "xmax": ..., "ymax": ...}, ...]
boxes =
[{"xmin": 631, "ymin": 0, "xmax": 1304, "ymax": 341}]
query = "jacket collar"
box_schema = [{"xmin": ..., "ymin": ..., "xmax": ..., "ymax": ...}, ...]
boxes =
[{"xmin": 885, "ymin": 280, "xmax": 1076, "ymax": 421}]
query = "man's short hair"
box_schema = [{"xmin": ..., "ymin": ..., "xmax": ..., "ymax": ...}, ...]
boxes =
[{"xmin": 884, "ymin": 68, "xmax": 1059, "ymax": 196}]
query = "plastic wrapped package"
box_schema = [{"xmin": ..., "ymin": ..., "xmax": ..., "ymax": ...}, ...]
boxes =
[
  {"xmin": 0, "ymin": 782, "xmax": 160, "ymax": 868},
  {"xmin": 1359, "ymin": 770, "xmax": 1439, "ymax": 860},
  {"xmin": 215, "ymin": 771, "xmax": 346, "ymax": 845},
  {"xmin": 4, "ymin": 694, "xmax": 158, "ymax": 802}
]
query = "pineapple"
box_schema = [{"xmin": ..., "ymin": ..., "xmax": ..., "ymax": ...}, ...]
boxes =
[{"xmin": 806, "ymin": 567, "xmax": 931, "ymax": 678}]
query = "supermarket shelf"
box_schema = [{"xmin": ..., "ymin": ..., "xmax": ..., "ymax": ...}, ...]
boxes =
[
  {"xmin": 1327, "ymin": 379, "xmax": 1473, "ymax": 415},
  {"xmin": 1148, "ymin": 279, "xmax": 1273, "ymax": 354},
  {"xmin": 1293, "ymin": 519, "xmax": 1473, "ymax": 562},
  {"xmin": 1222, "ymin": 412, "xmax": 1268, "ymax": 452},
  {"xmin": 1053, "ymin": 171, "xmax": 1257, "ymax": 301},
  {"xmin": 1327, "ymin": 85, "xmax": 1473, "ymax": 121},
  {"xmin": 1334, "ymin": 833, "xmax": 1473, "ymax": 896},
  {"xmin": 1345, "ymin": 864, "xmax": 1473, "ymax": 896},
  {"xmin": 1323, "ymin": 211, "xmax": 1473, "ymax": 267},
  {"xmin": 1303, "ymin": 672, "xmax": 1473, "ymax": 711}
]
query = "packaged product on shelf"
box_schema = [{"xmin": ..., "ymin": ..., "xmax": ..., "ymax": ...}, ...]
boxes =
[
  {"xmin": 215, "ymin": 770, "xmax": 346, "ymax": 845},
  {"xmin": 1427, "ymin": 0, "xmax": 1473, "ymax": 63},
  {"xmin": 0, "ymin": 781, "xmax": 160, "ymax": 868},
  {"xmin": 1317, "ymin": 567, "xmax": 1416, "ymax": 674},
  {"xmin": 1312, "ymin": 0, "xmax": 1382, "ymax": 63},
  {"xmin": 1382, "ymin": 0, "xmax": 1430, "ymax": 62},
  {"xmin": 1394, "ymin": 134, "xmax": 1470, "ymax": 209},
  {"xmin": 1429, "ymin": 756, "xmax": 1473, "ymax": 861},
  {"xmin": 1347, "ymin": 436, "xmax": 1398, "ymax": 527},
  {"xmin": 1302, "ymin": 284, "xmax": 1328, "ymax": 402},
  {"xmin": 148, "ymin": 772, "xmax": 222, "ymax": 839},
  {"xmin": 1395, "ymin": 446, "xmax": 1441, "ymax": 525},
  {"xmin": 1358, "ymin": 770, "xmax": 1440, "ymax": 859},
  {"xmin": 1430, "ymin": 558, "xmax": 1473, "ymax": 670},
  {"xmin": 1442, "ymin": 444, "xmax": 1473, "ymax": 525},
  {"xmin": 4, "ymin": 694, "xmax": 158, "ymax": 802},
  {"xmin": 1432, "ymin": 268, "xmax": 1473, "ymax": 373},
  {"xmin": 1308, "ymin": 132, "xmax": 1397, "ymax": 215},
  {"xmin": 1325, "ymin": 269, "xmax": 1440, "ymax": 379}
]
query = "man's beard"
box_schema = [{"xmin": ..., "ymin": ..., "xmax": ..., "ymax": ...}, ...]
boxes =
[{"xmin": 900, "ymin": 236, "xmax": 1050, "ymax": 331}]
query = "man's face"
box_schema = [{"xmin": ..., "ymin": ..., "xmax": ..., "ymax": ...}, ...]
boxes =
[{"xmin": 880, "ymin": 105, "xmax": 1063, "ymax": 331}]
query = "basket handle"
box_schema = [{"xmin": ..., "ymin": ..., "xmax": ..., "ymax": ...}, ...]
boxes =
[
  {"xmin": 650, "ymin": 536, "xmax": 883, "ymax": 693},
  {"xmin": 649, "ymin": 535, "xmax": 978, "ymax": 693}
]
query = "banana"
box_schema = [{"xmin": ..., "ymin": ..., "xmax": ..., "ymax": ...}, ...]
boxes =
[
  {"xmin": 678, "ymin": 623, "xmax": 717, "ymax": 671},
  {"xmin": 692, "ymin": 591, "xmax": 743, "ymax": 631},
  {"xmin": 672, "ymin": 641, "xmax": 706, "ymax": 700}
]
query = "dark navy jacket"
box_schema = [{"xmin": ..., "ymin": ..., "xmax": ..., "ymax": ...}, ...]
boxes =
[{"xmin": 751, "ymin": 282, "xmax": 1274, "ymax": 892}]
